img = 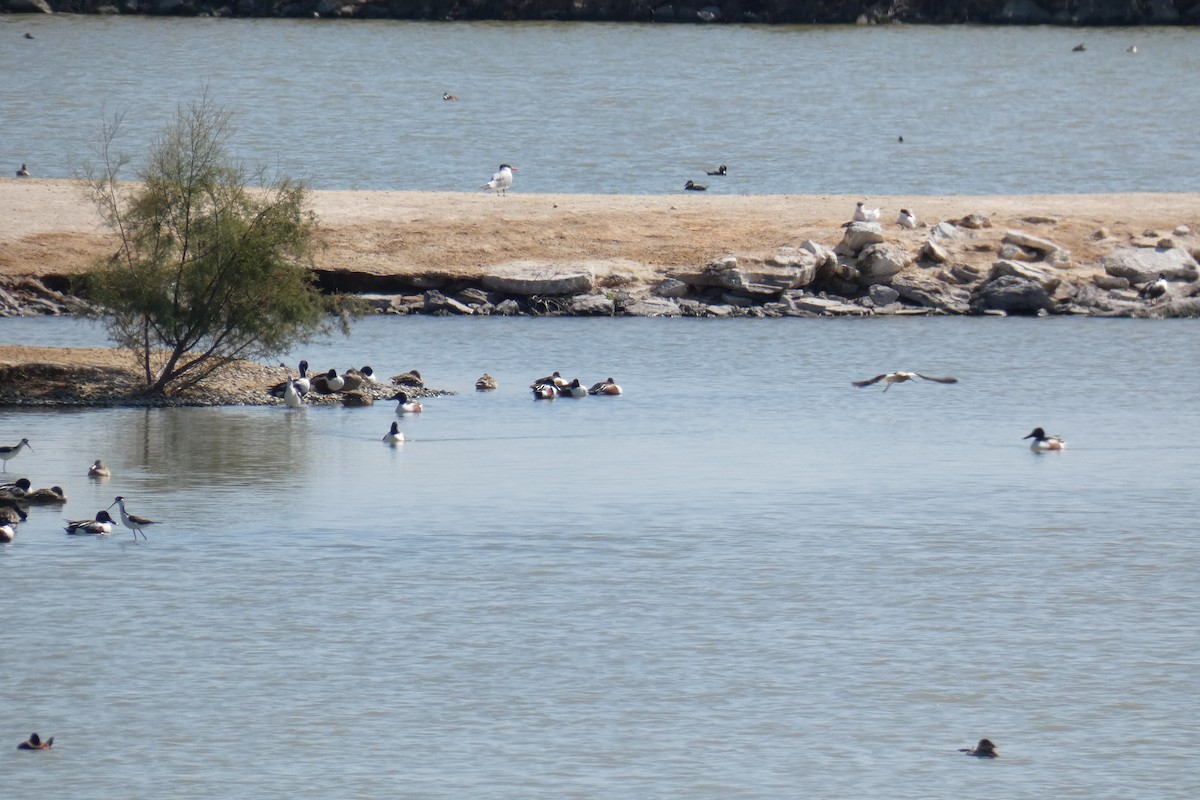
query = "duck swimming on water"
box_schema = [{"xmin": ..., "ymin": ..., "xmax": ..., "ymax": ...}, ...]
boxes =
[
  {"xmin": 1024, "ymin": 427, "xmax": 1065, "ymax": 452},
  {"xmin": 959, "ymin": 738, "xmax": 998, "ymax": 758}
]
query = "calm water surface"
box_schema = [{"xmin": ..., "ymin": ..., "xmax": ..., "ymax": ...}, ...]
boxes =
[
  {"xmin": 1, "ymin": 315, "xmax": 1199, "ymax": 798},
  {"xmin": 2, "ymin": 18, "xmax": 1198, "ymax": 194}
]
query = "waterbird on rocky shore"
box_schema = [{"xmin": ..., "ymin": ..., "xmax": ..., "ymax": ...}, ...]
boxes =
[
  {"xmin": 392, "ymin": 391, "xmax": 423, "ymax": 415},
  {"xmin": 684, "ymin": 180, "xmax": 706, "ymax": 191},
  {"xmin": 383, "ymin": 421, "xmax": 405, "ymax": 445},
  {"xmin": 65, "ymin": 510, "xmax": 117, "ymax": 536},
  {"xmin": 1024, "ymin": 427, "xmax": 1065, "ymax": 452},
  {"xmin": 108, "ymin": 496, "xmax": 158, "ymax": 541},
  {"xmin": 88, "ymin": 459, "xmax": 112, "ymax": 478},
  {"xmin": 475, "ymin": 373, "xmax": 497, "ymax": 391},
  {"xmin": 16, "ymin": 163, "xmax": 30, "ymax": 177},
  {"xmin": 851, "ymin": 372, "xmax": 958, "ymax": 391},
  {"xmin": 17, "ymin": 733, "xmax": 53, "ymax": 750},
  {"xmin": 0, "ymin": 438, "xmax": 32, "ymax": 472},
  {"xmin": 392, "ymin": 369, "xmax": 424, "ymax": 388},
  {"xmin": 482, "ymin": 164, "xmax": 516, "ymax": 195},
  {"xmin": 853, "ymin": 202, "xmax": 881, "ymax": 222},
  {"xmin": 310, "ymin": 368, "xmax": 345, "ymax": 394},
  {"xmin": 706, "ymin": 164, "xmax": 727, "ymax": 176},
  {"xmin": 958, "ymin": 739, "xmax": 998, "ymax": 758},
  {"xmin": 1139, "ymin": 273, "xmax": 1169, "ymax": 303},
  {"xmin": 897, "ymin": 208, "xmax": 918, "ymax": 229},
  {"xmin": 588, "ymin": 378, "xmax": 623, "ymax": 395}
]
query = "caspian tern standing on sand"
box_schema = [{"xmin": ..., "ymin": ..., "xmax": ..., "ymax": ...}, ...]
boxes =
[{"xmin": 482, "ymin": 164, "xmax": 516, "ymax": 195}]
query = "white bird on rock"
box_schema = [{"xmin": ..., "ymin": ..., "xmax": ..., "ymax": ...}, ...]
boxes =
[{"xmin": 853, "ymin": 201, "xmax": 881, "ymax": 222}]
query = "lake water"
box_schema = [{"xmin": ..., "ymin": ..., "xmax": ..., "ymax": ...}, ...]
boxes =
[
  {"xmin": 2, "ymin": 314, "xmax": 1199, "ymax": 798},
  {"xmin": 2, "ymin": 18, "xmax": 1199, "ymax": 195}
]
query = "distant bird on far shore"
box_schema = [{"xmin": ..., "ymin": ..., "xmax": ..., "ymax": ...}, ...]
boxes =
[
  {"xmin": 24, "ymin": 32, "xmax": 34, "ymax": 40},
  {"xmin": 1073, "ymin": 42, "xmax": 1087, "ymax": 52},
  {"xmin": 1139, "ymin": 273, "xmax": 1169, "ymax": 303},
  {"xmin": 898, "ymin": 135, "xmax": 904, "ymax": 143},
  {"xmin": 442, "ymin": 92, "xmax": 458, "ymax": 101},
  {"xmin": 706, "ymin": 164, "xmax": 727, "ymax": 176},
  {"xmin": 897, "ymin": 208, "xmax": 918, "ymax": 229},
  {"xmin": 853, "ymin": 201, "xmax": 880, "ymax": 222},
  {"xmin": 16, "ymin": 163, "xmax": 30, "ymax": 177},
  {"xmin": 482, "ymin": 164, "xmax": 516, "ymax": 195},
  {"xmin": 1127, "ymin": 44, "xmax": 1137, "ymax": 54},
  {"xmin": 684, "ymin": 180, "xmax": 706, "ymax": 191},
  {"xmin": 852, "ymin": 372, "xmax": 958, "ymax": 392}
]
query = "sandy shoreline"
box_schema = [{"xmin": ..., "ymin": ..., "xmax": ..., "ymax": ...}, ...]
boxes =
[{"xmin": 3, "ymin": 178, "xmax": 1199, "ymax": 283}]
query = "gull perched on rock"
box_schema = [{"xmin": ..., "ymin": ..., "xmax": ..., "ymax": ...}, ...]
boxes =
[
  {"xmin": 853, "ymin": 201, "xmax": 881, "ymax": 222},
  {"xmin": 852, "ymin": 372, "xmax": 958, "ymax": 392}
]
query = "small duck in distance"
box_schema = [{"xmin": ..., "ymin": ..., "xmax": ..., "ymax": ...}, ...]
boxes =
[
  {"xmin": 443, "ymin": 92, "xmax": 458, "ymax": 101},
  {"xmin": 88, "ymin": 459, "xmax": 112, "ymax": 478},
  {"xmin": 475, "ymin": 373, "xmax": 497, "ymax": 391},
  {"xmin": 1073, "ymin": 42, "xmax": 1087, "ymax": 52},
  {"xmin": 684, "ymin": 180, "xmax": 706, "ymax": 191},
  {"xmin": 853, "ymin": 201, "xmax": 881, "ymax": 222},
  {"xmin": 65, "ymin": 510, "xmax": 117, "ymax": 536},
  {"xmin": 392, "ymin": 391, "xmax": 423, "ymax": 415},
  {"xmin": 706, "ymin": 164, "xmax": 727, "ymax": 176},
  {"xmin": 851, "ymin": 372, "xmax": 958, "ymax": 392},
  {"xmin": 559, "ymin": 378, "xmax": 587, "ymax": 398},
  {"xmin": 1024, "ymin": 427, "xmax": 1065, "ymax": 452},
  {"xmin": 17, "ymin": 733, "xmax": 53, "ymax": 750},
  {"xmin": 958, "ymin": 738, "xmax": 998, "ymax": 758},
  {"xmin": 588, "ymin": 378, "xmax": 623, "ymax": 395},
  {"xmin": 382, "ymin": 421, "xmax": 405, "ymax": 445},
  {"xmin": 16, "ymin": 163, "xmax": 31, "ymax": 177},
  {"xmin": 532, "ymin": 371, "xmax": 568, "ymax": 389}
]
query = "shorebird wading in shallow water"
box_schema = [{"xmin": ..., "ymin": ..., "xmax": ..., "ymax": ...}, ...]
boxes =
[
  {"xmin": 1024, "ymin": 427, "xmax": 1065, "ymax": 452},
  {"xmin": 0, "ymin": 438, "xmax": 32, "ymax": 472},
  {"xmin": 108, "ymin": 496, "xmax": 159, "ymax": 541},
  {"xmin": 852, "ymin": 372, "xmax": 958, "ymax": 392},
  {"xmin": 482, "ymin": 164, "xmax": 516, "ymax": 195}
]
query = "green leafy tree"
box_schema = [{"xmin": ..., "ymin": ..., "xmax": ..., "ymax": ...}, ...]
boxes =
[{"xmin": 80, "ymin": 93, "xmax": 344, "ymax": 394}]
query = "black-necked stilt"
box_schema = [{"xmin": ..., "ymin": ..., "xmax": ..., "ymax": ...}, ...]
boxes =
[
  {"xmin": 65, "ymin": 509, "xmax": 117, "ymax": 536},
  {"xmin": 392, "ymin": 392, "xmax": 423, "ymax": 415},
  {"xmin": 852, "ymin": 372, "xmax": 958, "ymax": 392},
  {"xmin": 706, "ymin": 164, "xmax": 728, "ymax": 176},
  {"xmin": 383, "ymin": 421, "xmax": 405, "ymax": 445},
  {"xmin": 897, "ymin": 208, "xmax": 918, "ymax": 229},
  {"xmin": 475, "ymin": 373, "xmax": 497, "ymax": 391},
  {"xmin": 0, "ymin": 438, "xmax": 32, "ymax": 472},
  {"xmin": 683, "ymin": 180, "xmax": 706, "ymax": 191},
  {"xmin": 0, "ymin": 521, "xmax": 16, "ymax": 543},
  {"xmin": 482, "ymin": 164, "xmax": 516, "ymax": 195},
  {"xmin": 88, "ymin": 459, "xmax": 112, "ymax": 478},
  {"xmin": 958, "ymin": 739, "xmax": 998, "ymax": 758},
  {"xmin": 108, "ymin": 496, "xmax": 159, "ymax": 541},
  {"xmin": 588, "ymin": 378, "xmax": 623, "ymax": 395},
  {"xmin": 1024, "ymin": 427, "xmax": 1065, "ymax": 452},
  {"xmin": 853, "ymin": 201, "xmax": 881, "ymax": 222},
  {"xmin": 17, "ymin": 733, "xmax": 52, "ymax": 750},
  {"xmin": 16, "ymin": 163, "xmax": 30, "ymax": 177}
]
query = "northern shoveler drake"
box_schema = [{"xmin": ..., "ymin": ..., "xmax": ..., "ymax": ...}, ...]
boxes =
[
  {"xmin": 0, "ymin": 522, "xmax": 15, "ymax": 543},
  {"xmin": 959, "ymin": 738, "xmax": 998, "ymax": 758},
  {"xmin": 897, "ymin": 208, "xmax": 918, "ymax": 229},
  {"xmin": 588, "ymin": 378, "xmax": 623, "ymax": 395},
  {"xmin": 1139, "ymin": 273, "xmax": 1169, "ymax": 303},
  {"xmin": 443, "ymin": 92, "xmax": 458, "ymax": 101},
  {"xmin": 294, "ymin": 360, "xmax": 311, "ymax": 394},
  {"xmin": 383, "ymin": 421, "xmax": 405, "ymax": 445},
  {"xmin": 475, "ymin": 373, "xmax": 497, "ymax": 391},
  {"xmin": 357, "ymin": 366, "xmax": 377, "ymax": 384},
  {"xmin": 392, "ymin": 392, "xmax": 423, "ymax": 415},
  {"xmin": 271, "ymin": 362, "xmax": 310, "ymax": 401},
  {"xmin": 559, "ymin": 378, "xmax": 587, "ymax": 398},
  {"xmin": 853, "ymin": 201, "xmax": 881, "ymax": 222},
  {"xmin": 1024, "ymin": 427, "xmax": 1065, "ymax": 451},
  {"xmin": 684, "ymin": 180, "xmax": 706, "ymax": 191},
  {"xmin": 25, "ymin": 486, "xmax": 67, "ymax": 504},
  {"xmin": 16, "ymin": 163, "xmax": 30, "ymax": 177},
  {"xmin": 17, "ymin": 733, "xmax": 52, "ymax": 750},
  {"xmin": 309, "ymin": 368, "xmax": 345, "ymax": 394},
  {"xmin": 108, "ymin": 496, "xmax": 158, "ymax": 541},
  {"xmin": 88, "ymin": 459, "xmax": 112, "ymax": 478},
  {"xmin": 706, "ymin": 164, "xmax": 727, "ymax": 176},
  {"xmin": 0, "ymin": 438, "xmax": 32, "ymax": 472},
  {"xmin": 65, "ymin": 510, "xmax": 117, "ymax": 536},
  {"xmin": 532, "ymin": 382, "xmax": 558, "ymax": 400},
  {"xmin": 482, "ymin": 164, "xmax": 516, "ymax": 195},
  {"xmin": 852, "ymin": 372, "xmax": 958, "ymax": 392}
]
